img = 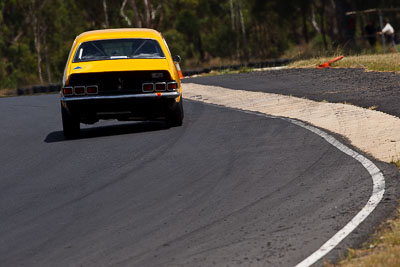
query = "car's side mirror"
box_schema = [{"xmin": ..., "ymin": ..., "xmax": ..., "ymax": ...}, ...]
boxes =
[{"xmin": 173, "ymin": 55, "xmax": 181, "ymax": 63}]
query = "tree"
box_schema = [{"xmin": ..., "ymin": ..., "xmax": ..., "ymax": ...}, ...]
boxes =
[{"xmin": 1, "ymin": 0, "xmax": 399, "ymax": 90}]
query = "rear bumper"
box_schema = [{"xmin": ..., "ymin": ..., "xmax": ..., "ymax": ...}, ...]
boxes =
[
  {"xmin": 60, "ymin": 91, "xmax": 179, "ymax": 101},
  {"xmin": 60, "ymin": 92, "xmax": 181, "ymax": 123}
]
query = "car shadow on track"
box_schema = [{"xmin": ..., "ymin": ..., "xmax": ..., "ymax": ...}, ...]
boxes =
[{"xmin": 44, "ymin": 121, "xmax": 168, "ymax": 143}]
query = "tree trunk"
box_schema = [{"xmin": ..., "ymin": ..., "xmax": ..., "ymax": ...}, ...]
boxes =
[
  {"xmin": 235, "ymin": 4, "xmax": 240, "ymax": 59},
  {"xmin": 143, "ymin": 0, "xmax": 151, "ymax": 28},
  {"xmin": 310, "ymin": 4, "xmax": 321, "ymax": 34},
  {"xmin": 335, "ymin": 0, "xmax": 352, "ymax": 43},
  {"xmin": 238, "ymin": 0, "xmax": 249, "ymax": 61},
  {"xmin": 30, "ymin": 1, "xmax": 43, "ymax": 84},
  {"xmin": 120, "ymin": 0, "xmax": 132, "ymax": 26},
  {"xmin": 43, "ymin": 31, "xmax": 52, "ymax": 83},
  {"xmin": 229, "ymin": 0, "xmax": 235, "ymax": 32},
  {"xmin": 103, "ymin": 0, "xmax": 109, "ymax": 28},
  {"xmin": 155, "ymin": 5, "xmax": 163, "ymax": 29},
  {"xmin": 12, "ymin": 32, "xmax": 23, "ymax": 44},
  {"xmin": 319, "ymin": 0, "xmax": 328, "ymax": 49},
  {"xmin": 34, "ymin": 29, "xmax": 43, "ymax": 84},
  {"xmin": 328, "ymin": 0, "xmax": 338, "ymax": 37},
  {"xmin": 129, "ymin": 0, "xmax": 143, "ymax": 27},
  {"xmin": 301, "ymin": 3, "xmax": 309, "ymax": 43}
]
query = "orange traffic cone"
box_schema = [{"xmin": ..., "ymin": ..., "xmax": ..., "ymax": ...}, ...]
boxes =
[{"xmin": 317, "ymin": 56, "xmax": 344, "ymax": 69}]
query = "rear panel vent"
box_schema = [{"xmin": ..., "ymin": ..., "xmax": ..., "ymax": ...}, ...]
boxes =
[{"xmin": 68, "ymin": 71, "xmax": 172, "ymax": 95}]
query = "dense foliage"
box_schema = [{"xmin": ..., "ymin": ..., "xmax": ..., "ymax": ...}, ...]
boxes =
[{"xmin": 1, "ymin": 0, "xmax": 400, "ymax": 89}]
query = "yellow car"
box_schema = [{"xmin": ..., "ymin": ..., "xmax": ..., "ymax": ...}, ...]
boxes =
[{"xmin": 60, "ymin": 28, "xmax": 183, "ymax": 138}]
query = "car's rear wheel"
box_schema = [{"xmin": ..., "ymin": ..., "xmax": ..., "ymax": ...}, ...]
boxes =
[
  {"xmin": 61, "ymin": 105, "xmax": 80, "ymax": 138},
  {"xmin": 166, "ymin": 98, "xmax": 184, "ymax": 127}
]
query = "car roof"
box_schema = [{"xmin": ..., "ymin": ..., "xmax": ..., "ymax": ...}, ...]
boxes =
[{"xmin": 75, "ymin": 28, "xmax": 163, "ymax": 43}]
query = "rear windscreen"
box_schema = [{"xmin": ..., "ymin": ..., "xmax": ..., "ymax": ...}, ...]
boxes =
[{"xmin": 73, "ymin": 38, "xmax": 165, "ymax": 62}]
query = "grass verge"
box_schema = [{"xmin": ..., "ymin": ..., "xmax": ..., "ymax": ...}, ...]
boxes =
[
  {"xmin": 325, "ymin": 206, "xmax": 400, "ymax": 267},
  {"xmin": 289, "ymin": 53, "xmax": 400, "ymax": 72},
  {"xmin": 201, "ymin": 66, "xmax": 255, "ymax": 76}
]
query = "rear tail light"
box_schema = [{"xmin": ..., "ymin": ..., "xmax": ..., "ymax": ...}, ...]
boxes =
[
  {"xmin": 155, "ymin": 82, "xmax": 166, "ymax": 92},
  {"xmin": 86, "ymin": 85, "xmax": 98, "ymax": 94},
  {"xmin": 63, "ymin": 87, "xmax": 73, "ymax": 95},
  {"xmin": 74, "ymin": 86, "xmax": 85, "ymax": 95},
  {"xmin": 167, "ymin": 82, "xmax": 178, "ymax": 91},
  {"xmin": 142, "ymin": 83, "xmax": 154, "ymax": 92}
]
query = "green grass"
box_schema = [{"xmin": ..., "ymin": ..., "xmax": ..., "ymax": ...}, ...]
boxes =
[{"xmin": 202, "ymin": 66, "xmax": 255, "ymax": 76}]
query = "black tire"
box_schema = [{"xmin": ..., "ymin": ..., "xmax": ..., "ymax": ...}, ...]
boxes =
[
  {"xmin": 61, "ymin": 105, "xmax": 80, "ymax": 138},
  {"xmin": 166, "ymin": 98, "xmax": 184, "ymax": 127}
]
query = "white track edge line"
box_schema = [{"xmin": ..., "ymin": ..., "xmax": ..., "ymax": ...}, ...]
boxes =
[
  {"xmin": 186, "ymin": 99, "xmax": 386, "ymax": 267},
  {"xmin": 288, "ymin": 119, "xmax": 385, "ymax": 267}
]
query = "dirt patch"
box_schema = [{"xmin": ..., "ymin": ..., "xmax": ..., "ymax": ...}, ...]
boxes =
[{"xmin": 0, "ymin": 89, "xmax": 19, "ymax": 97}]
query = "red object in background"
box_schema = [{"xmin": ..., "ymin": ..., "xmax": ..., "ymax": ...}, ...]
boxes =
[{"xmin": 317, "ymin": 56, "xmax": 344, "ymax": 69}]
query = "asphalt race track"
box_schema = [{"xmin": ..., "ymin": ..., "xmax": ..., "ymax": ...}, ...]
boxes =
[{"xmin": 0, "ymin": 90, "xmax": 398, "ymax": 266}]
